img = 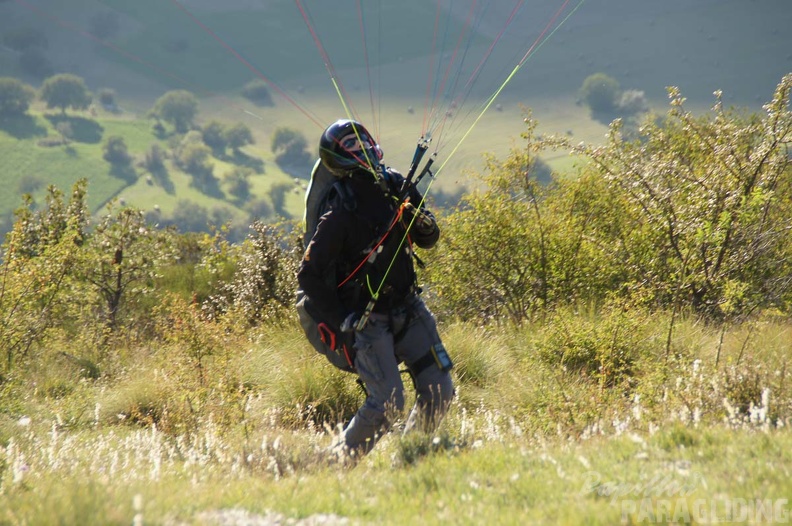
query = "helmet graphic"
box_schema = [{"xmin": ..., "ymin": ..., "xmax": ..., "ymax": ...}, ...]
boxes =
[{"xmin": 319, "ymin": 119, "xmax": 383, "ymax": 177}]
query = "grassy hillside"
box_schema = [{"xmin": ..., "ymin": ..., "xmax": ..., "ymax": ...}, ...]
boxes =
[
  {"xmin": 2, "ymin": 315, "xmax": 790, "ymax": 524},
  {"xmin": 0, "ymin": 106, "xmax": 304, "ymax": 229},
  {"xmin": 0, "ymin": 0, "xmax": 790, "ymax": 226}
]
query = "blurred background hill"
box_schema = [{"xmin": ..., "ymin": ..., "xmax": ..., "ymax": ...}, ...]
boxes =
[{"xmin": 0, "ymin": 0, "xmax": 790, "ymax": 236}]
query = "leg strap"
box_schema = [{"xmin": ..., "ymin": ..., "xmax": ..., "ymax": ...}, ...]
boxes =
[{"xmin": 410, "ymin": 351, "xmax": 437, "ymax": 377}]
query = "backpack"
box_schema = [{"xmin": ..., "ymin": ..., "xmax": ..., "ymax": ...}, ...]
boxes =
[{"xmin": 296, "ymin": 160, "xmax": 357, "ymax": 372}]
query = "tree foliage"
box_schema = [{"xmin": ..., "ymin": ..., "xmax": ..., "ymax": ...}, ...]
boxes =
[
  {"xmin": 72, "ymin": 204, "xmax": 178, "ymax": 332},
  {"xmin": 39, "ymin": 74, "xmax": 92, "ymax": 114},
  {"xmin": 0, "ymin": 77, "xmax": 36, "ymax": 117},
  {"xmin": 224, "ymin": 166, "xmax": 253, "ymax": 203},
  {"xmin": 201, "ymin": 120, "xmax": 228, "ymax": 153},
  {"xmin": 271, "ymin": 126, "xmax": 311, "ymax": 172},
  {"xmin": 151, "ymin": 90, "xmax": 198, "ymax": 133},
  {"xmin": 429, "ymin": 75, "xmax": 792, "ymax": 324},
  {"xmin": 103, "ymin": 136, "xmax": 132, "ymax": 166},
  {"xmin": 579, "ymin": 75, "xmax": 792, "ymax": 320},
  {"xmin": 579, "ymin": 73, "xmax": 621, "ymax": 114},
  {"xmin": 224, "ymin": 122, "xmax": 254, "ymax": 152},
  {"xmin": 0, "ymin": 181, "xmax": 88, "ymax": 371},
  {"xmin": 202, "ymin": 221, "xmax": 299, "ymax": 325},
  {"xmin": 427, "ymin": 117, "xmax": 619, "ymax": 323},
  {"xmin": 240, "ymin": 79, "xmax": 273, "ymax": 106}
]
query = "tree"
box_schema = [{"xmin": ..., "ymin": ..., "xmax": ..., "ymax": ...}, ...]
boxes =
[
  {"xmin": 0, "ymin": 77, "xmax": 36, "ymax": 117},
  {"xmin": 241, "ymin": 79, "xmax": 273, "ymax": 106},
  {"xmin": 97, "ymin": 88, "xmax": 118, "ymax": 110},
  {"xmin": 224, "ymin": 166, "xmax": 253, "ymax": 202},
  {"xmin": 179, "ymin": 143, "xmax": 213, "ymax": 176},
  {"xmin": 39, "ymin": 74, "xmax": 92, "ymax": 114},
  {"xmin": 270, "ymin": 126, "xmax": 310, "ymax": 170},
  {"xmin": 75, "ymin": 205, "xmax": 177, "ymax": 331},
  {"xmin": 223, "ymin": 122, "xmax": 254, "ymax": 153},
  {"xmin": 201, "ymin": 120, "xmax": 228, "ymax": 153},
  {"xmin": 151, "ymin": 90, "xmax": 198, "ymax": 133},
  {"xmin": 170, "ymin": 199, "xmax": 210, "ymax": 233},
  {"xmin": 103, "ymin": 136, "xmax": 132, "ymax": 166},
  {"xmin": 579, "ymin": 74, "xmax": 792, "ymax": 320},
  {"xmin": 0, "ymin": 181, "xmax": 88, "ymax": 370},
  {"xmin": 579, "ymin": 73, "xmax": 621, "ymax": 115}
]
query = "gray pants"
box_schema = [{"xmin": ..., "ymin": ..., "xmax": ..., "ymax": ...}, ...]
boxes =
[{"xmin": 341, "ymin": 296, "xmax": 455, "ymax": 454}]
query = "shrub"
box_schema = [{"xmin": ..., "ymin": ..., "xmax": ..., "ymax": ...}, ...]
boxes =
[
  {"xmin": 151, "ymin": 90, "xmax": 198, "ymax": 133},
  {"xmin": 580, "ymin": 75, "xmax": 792, "ymax": 320},
  {"xmin": 241, "ymin": 79, "xmax": 273, "ymax": 106},
  {"xmin": 270, "ymin": 127, "xmax": 311, "ymax": 172},
  {"xmin": 102, "ymin": 136, "xmax": 132, "ymax": 166},
  {"xmin": 535, "ymin": 304, "xmax": 652, "ymax": 388},
  {"xmin": 201, "ymin": 120, "xmax": 228, "ymax": 153},
  {"xmin": 224, "ymin": 166, "xmax": 253, "ymax": 202},
  {"xmin": 96, "ymin": 88, "xmax": 117, "ymax": 110},
  {"xmin": 39, "ymin": 74, "xmax": 92, "ymax": 114},
  {"xmin": 0, "ymin": 181, "xmax": 89, "ymax": 371},
  {"xmin": 0, "ymin": 77, "xmax": 36, "ymax": 117},
  {"xmin": 579, "ymin": 73, "xmax": 621, "ymax": 115},
  {"xmin": 202, "ymin": 221, "xmax": 300, "ymax": 325}
]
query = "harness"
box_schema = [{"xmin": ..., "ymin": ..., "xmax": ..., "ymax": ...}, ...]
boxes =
[{"xmin": 332, "ymin": 175, "xmax": 420, "ymax": 316}]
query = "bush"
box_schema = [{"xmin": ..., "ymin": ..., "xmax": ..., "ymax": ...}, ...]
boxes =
[
  {"xmin": 102, "ymin": 136, "xmax": 132, "ymax": 166},
  {"xmin": 0, "ymin": 77, "xmax": 36, "ymax": 117},
  {"xmin": 202, "ymin": 221, "xmax": 300, "ymax": 325},
  {"xmin": 97, "ymin": 88, "xmax": 117, "ymax": 110},
  {"xmin": 427, "ymin": 118, "xmax": 620, "ymax": 323},
  {"xmin": 39, "ymin": 74, "xmax": 92, "ymax": 113},
  {"xmin": 241, "ymin": 79, "xmax": 273, "ymax": 106},
  {"xmin": 224, "ymin": 166, "xmax": 253, "ymax": 202},
  {"xmin": 201, "ymin": 120, "xmax": 228, "ymax": 153},
  {"xmin": 151, "ymin": 90, "xmax": 198, "ymax": 133},
  {"xmin": 579, "ymin": 73, "xmax": 621, "ymax": 115},
  {"xmin": 178, "ymin": 143, "xmax": 213, "ymax": 176},
  {"xmin": 535, "ymin": 304, "xmax": 652, "ymax": 387}
]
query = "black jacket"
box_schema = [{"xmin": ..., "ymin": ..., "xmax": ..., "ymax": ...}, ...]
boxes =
[{"xmin": 297, "ymin": 167, "xmax": 439, "ymax": 330}]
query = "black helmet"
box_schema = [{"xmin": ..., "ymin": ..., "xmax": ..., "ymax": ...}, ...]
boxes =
[{"xmin": 319, "ymin": 119, "xmax": 383, "ymax": 177}]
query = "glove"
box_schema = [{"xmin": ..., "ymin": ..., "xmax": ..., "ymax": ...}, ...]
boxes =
[{"xmin": 404, "ymin": 202, "xmax": 436, "ymax": 236}]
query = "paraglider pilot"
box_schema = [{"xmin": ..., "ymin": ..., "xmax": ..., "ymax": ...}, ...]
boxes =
[{"xmin": 297, "ymin": 119, "xmax": 455, "ymax": 460}]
